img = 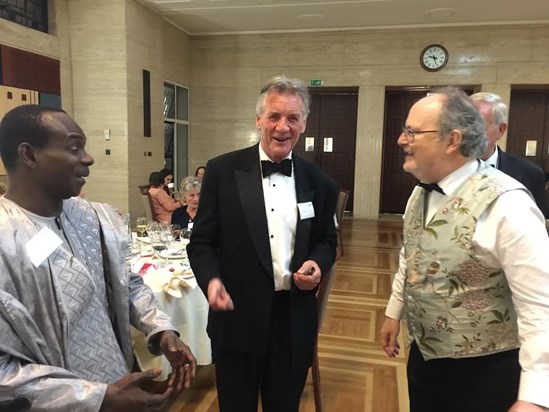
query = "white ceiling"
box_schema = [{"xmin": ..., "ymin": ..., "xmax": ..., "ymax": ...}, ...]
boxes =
[{"xmin": 137, "ymin": 0, "xmax": 549, "ymax": 36}]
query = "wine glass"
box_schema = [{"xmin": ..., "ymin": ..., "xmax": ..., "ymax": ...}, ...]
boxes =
[
  {"xmin": 136, "ymin": 217, "xmax": 148, "ymax": 239},
  {"xmin": 171, "ymin": 224, "xmax": 181, "ymax": 241},
  {"xmin": 150, "ymin": 230, "xmax": 168, "ymax": 265}
]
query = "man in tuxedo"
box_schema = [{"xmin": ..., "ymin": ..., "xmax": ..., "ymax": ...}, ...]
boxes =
[
  {"xmin": 471, "ymin": 92, "xmax": 548, "ymax": 217},
  {"xmin": 187, "ymin": 75, "xmax": 339, "ymax": 412}
]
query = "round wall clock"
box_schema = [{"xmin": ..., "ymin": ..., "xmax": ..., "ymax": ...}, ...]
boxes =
[{"xmin": 420, "ymin": 44, "xmax": 449, "ymax": 72}]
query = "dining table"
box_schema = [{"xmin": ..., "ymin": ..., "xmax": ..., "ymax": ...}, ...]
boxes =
[{"xmin": 130, "ymin": 237, "xmax": 212, "ymax": 380}]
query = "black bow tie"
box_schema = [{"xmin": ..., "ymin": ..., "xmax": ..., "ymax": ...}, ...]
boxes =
[
  {"xmin": 418, "ymin": 182, "xmax": 445, "ymax": 195},
  {"xmin": 261, "ymin": 159, "xmax": 292, "ymax": 177}
]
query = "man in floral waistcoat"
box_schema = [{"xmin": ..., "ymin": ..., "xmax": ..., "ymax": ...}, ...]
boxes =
[{"xmin": 379, "ymin": 87, "xmax": 549, "ymax": 412}]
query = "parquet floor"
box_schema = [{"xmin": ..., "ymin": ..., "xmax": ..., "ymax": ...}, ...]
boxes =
[{"xmin": 170, "ymin": 216, "xmax": 409, "ymax": 412}]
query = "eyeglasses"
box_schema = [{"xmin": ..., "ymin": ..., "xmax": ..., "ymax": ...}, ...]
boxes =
[{"xmin": 401, "ymin": 127, "xmax": 439, "ymax": 144}]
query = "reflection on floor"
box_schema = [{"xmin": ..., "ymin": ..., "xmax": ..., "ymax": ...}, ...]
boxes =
[{"xmin": 169, "ymin": 216, "xmax": 409, "ymax": 412}]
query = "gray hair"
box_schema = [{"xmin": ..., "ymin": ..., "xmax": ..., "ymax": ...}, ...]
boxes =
[
  {"xmin": 470, "ymin": 92, "xmax": 508, "ymax": 126},
  {"xmin": 255, "ymin": 75, "xmax": 310, "ymax": 118},
  {"xmin": 434, "ymin": 87, "xmax": 488, "ymax": 159},
  {"xmin": 179, "ymin": 176, "xmax": 201, "ymax": 196}
]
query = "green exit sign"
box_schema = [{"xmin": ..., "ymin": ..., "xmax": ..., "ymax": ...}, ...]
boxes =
[{"xmin": 310, "ymin": 79, "xmax": 324, "ymax": 87}]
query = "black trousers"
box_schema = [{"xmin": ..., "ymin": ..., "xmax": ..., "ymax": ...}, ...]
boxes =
[
  {"xmin": 213, "ymin": 292, "xmax": 309, "ymax": 412},
  {"xmin": 407, "ymin": 341, "xmax": 520, "ymax": 412}
]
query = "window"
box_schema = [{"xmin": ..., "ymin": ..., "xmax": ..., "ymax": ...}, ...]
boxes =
[
  {"xmin": 163, "ymin": 81, "xmax": 189, "ymax": 186},
  {"xmin": 0, "ymin": 0, "xmax": 48, "ymax": 33}
]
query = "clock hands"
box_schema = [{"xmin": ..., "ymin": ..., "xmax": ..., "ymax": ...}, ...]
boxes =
[{"xmin": 420, "ymin": 45, "xmax": 448, "ymax": 71}]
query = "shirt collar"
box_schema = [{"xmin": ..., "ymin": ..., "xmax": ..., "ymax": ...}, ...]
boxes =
[
  {"xmin": 258, "ymin": 143, "xmax": 292, "ymax": 163},
  {"xmin": 437, "ymin": 159, "xmax": 479, "ymax": 197},
  {"xmin": 485, "ymin": 147, "xmax": 499, "ymax": 168}
]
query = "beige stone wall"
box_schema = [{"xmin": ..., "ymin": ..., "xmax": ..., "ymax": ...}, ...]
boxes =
[
  {"xmin": 67, "ymin": 0, "xmax": 129, "ymax": 209},
  {"xmin": 125, "ymin": 0, "xmax": 191, "ymax": 218},
  {"xmin": 190, "ymin": 25, "xmax": 549, "ymax": 218}
]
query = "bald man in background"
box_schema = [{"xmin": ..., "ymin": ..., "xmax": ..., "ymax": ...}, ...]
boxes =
[{"xmin": 471, "ymin": 92, "xmax": 548, "ymax": 217}]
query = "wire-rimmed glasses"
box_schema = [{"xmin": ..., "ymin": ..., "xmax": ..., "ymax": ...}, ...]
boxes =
[{"xmin": 401, "ymin": 127, "xmax": 439, "ymax": 144}]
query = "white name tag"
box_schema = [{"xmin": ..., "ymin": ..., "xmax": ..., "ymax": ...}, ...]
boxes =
[
  {"xmin": 297, "ymin": 201, "xmax": 315, "ymax": 220},
  {"xmin": 187, "ymin": 221, "xmax": 194, "ymax": 230},
  {"xmin": 25, "ymin": 227, "xmax": 63, "ymax": 267}
]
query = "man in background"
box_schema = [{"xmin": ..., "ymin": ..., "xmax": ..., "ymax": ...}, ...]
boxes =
[
  {"xmin": 471, "ymin": 92, "xmax": 548, "ymax": 217},
  {"xmin": 379, "ymin": 87, "xmax": 549, "ymax": 412},
  {"xmin": 188, "ymin": 75, "xmax": 339, "ymax": 411},
  {"xmin": 0, "ymin": 105, "xmax": 196, "ymax": 411}
]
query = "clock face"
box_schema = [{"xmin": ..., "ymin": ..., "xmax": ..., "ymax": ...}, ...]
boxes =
[{"xmin": 420, "ymin": 44, "xmax": 449, "ymax": 72}]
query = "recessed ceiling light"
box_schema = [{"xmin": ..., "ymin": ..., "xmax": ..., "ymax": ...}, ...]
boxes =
[
  {"xmin": 297, "ymin": 14, "xmax": 327, "ymax": 22},
  {"xmin": 425, "ymin": 8, "xmax": 458, "ymax": 19}
]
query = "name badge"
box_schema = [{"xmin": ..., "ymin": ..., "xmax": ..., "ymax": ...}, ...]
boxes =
[
  {"xmin": 25, "ymin": 226, "xmax": 63, "ymax": 267},
  {"xmin": 297, "ymin": 201, "xmax": 315, "ymax": 220},
  {"xmin": 187, "ymin": 221, "xmax": 194, "ymax": 230}
]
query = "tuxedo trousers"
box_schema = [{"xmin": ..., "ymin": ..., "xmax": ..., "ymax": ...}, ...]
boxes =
[
  {"xmin": 407, "ymin": 341, "xmax": 520, "ymax": 412},
  {"xmin": 213, "ymin": 291, "xmax": 309, "ymax": 412}
]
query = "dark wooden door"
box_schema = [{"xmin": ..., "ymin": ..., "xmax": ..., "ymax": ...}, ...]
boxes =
[
  {"xmin": 507, "ymin": 89, "xmax": 549, "ymax": 206},
  {"xmin": 294, "ymin": 89, "xmax": 358, "ymax": 212},
  {"xmin": 507, "ymin": 90, "xmax": 549, "ymax": 171},
  {"xmin": 380, "ymin": 91, "xmax": 427, "ymax": 214}
]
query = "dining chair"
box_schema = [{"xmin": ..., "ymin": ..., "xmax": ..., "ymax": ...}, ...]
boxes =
[
  {"xmin": 312, "ymin": 263, "xmax": 337, "ymax": 412},
  {"xmin": 335, "ymin": 189, "xmax": 350, "ymax": 256},
  {"xmin": 138, "ymin": 185, "xmax": 156, "ymax": 222}
]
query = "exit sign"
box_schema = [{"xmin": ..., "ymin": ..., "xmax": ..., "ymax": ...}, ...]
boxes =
[{"xmin": 310, "ymin": 79, "xmax": 324, "ymax": 87}]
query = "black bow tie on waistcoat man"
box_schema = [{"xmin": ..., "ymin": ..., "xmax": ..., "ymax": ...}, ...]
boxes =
[
  {"xmin": 261, "ymin": 159, "xmax": 292, "ymax": 177},
  {"xmin": 417, "ymin": 182, "xmax": 445, "ymax": 195}
]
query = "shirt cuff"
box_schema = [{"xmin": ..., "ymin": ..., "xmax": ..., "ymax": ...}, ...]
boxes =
[
  {"xmin": 385, "ymin": 297, "xmax": 405, "ymax": 320},
  {"xmin": 518, "ymin": 370, "xmax": 549, "ymax": 408}
]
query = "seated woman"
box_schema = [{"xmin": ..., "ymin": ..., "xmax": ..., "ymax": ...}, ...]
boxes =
[
  {"xmin": 148, "ymin": 171, "xmax": 182, "ymax": 223},
  {"xmin": 194, "ymin": 165, "xmax": 206, "ymax": 181},
  {"xmin": 172, "ymin": 176, "xmax": 201, "ymax": 229},
  {"xmin": 159, "ymin": 168, "xmax": 175, "ymax": 198}
]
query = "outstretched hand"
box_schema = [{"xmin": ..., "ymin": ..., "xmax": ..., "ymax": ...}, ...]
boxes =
[
  {"xmin": 158, "ymin": 330, "xmax": 196, "ymax": 390},
  {"xmin": 100, "ymin": 368, "xmax": 174, "ymax": 412}
]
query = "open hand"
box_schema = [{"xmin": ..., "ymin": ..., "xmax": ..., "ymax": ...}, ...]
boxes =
[
  {"xmin": 100, "ymin": 368, "xmax": 173, "ymax": 412},
  {"xmin": 158, "ymin": 330, "xmax": 196, "ymax": 390}
]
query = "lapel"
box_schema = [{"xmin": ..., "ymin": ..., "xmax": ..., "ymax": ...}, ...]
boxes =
[
  {"xmin": 290, "ymin": 155, "xmax": 315, "ymax": 272},
  {"xmin": 235, "ymin": 144, "xmax": 273, "ymax": 277},
  {"xmin": 496, "ymin": 146, "xmax": 509, "ymax": 172}
]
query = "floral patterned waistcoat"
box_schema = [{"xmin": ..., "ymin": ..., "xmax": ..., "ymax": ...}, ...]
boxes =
[{"xmin": 403, "ymin": 163, "xmax": 523, "ymax": 360}]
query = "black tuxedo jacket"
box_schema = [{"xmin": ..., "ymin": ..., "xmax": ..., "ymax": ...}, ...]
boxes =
[
  {"xmin": 187, "ymin": 144, "xmax": 339, "ymax": 370},
  {"xmin": 497, "ymin": 147, "xmax": 548, "ymax": 217}
]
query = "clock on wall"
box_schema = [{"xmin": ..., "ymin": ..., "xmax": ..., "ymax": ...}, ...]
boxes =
[{"xmin": 420, "ymin": 44, "xmax": 449, "ymax": 72}]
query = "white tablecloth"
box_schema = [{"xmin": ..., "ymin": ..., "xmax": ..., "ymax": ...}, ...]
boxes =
[{"xmin": 131, "ymin": 241, "xmax": 211, "ymax": 379}]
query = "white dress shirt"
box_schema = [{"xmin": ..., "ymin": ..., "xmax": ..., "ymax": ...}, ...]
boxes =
[
  {"xmin": 259, "ymin": 145, "xmax": 297, "ymax": 291},
  {"xmin": 485, "ymin": 146, "xmax": 499, "ymax": 168},
  {"xmin": 386, "ymin": 159, "xmax": 549, "ymax": 407}
]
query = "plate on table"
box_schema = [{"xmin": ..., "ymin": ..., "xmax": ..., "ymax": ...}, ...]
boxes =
[
  {"xmin": 137, "ymin": 236, "xmax": 151, "ymax": 244},
  {"xmin": 159, "ymin": 248, "xmax": 186, "ymax": 259},
  {"xmin": 140, "ymin": 247, "xmax": 154, "ymax": 257}
]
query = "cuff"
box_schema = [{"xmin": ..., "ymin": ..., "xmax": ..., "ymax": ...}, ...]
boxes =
[
  {"xmin": 385, "ymin": 297, "xmax": 405, "ymax": 320},
  {"xmin": 518, "ymin": 369, "xmax": 549, "ymax": 408}
]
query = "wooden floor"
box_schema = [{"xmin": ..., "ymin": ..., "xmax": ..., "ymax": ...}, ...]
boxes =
[{"xmin": 170, "ymin": 216, "xmax": 409, "ymax": 412}]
